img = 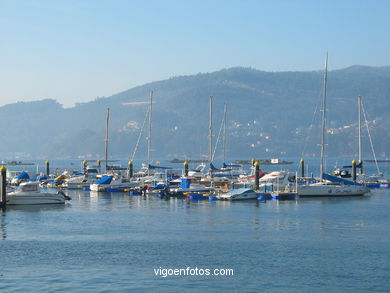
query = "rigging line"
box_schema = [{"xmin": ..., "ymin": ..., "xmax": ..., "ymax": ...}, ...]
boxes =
[
  {"xmin": 361, "ymin": 101, "xmax": 381, "ymax": 175},
  {"xmin": 296, "ymin": 84, "xmax": 323, "ymax": 174},
  {"xmin": 130, "ymin": 106, "xmax": 150, "ymax": 161},
  {"xmin": 211, "ymin": 113, "xmax": 225, "ymax": 162}
]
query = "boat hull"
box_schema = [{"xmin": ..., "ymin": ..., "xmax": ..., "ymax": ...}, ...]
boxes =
[
  {"xmin": 298, "ymin": 184, "xmax": 369, "ymax": 197},
  {"xmin": 90, "ymin": 182, "xmax": 139, "ymax": 192},
  {"xmin": 218, "ymin": 188, "xmax": 260, "ymax": 200},
  {"xmin": 7, "ymin": 193, "xmax": 66, "ymax": 205}
]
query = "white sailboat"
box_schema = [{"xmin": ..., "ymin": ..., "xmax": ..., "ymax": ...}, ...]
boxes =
[
  {"xmin": 90, "ymin": 108, "xmax": 140, "ymax": 192},
  {"xmin": 298, "ymin": 54, "xmax": 370, "ymax": 197}
]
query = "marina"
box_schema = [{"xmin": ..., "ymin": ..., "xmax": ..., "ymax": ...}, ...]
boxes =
[
  {"xmin": 0, "ymin": 179, "xmax": 389, "ymax": 292},
  {"xmin": 1, "ymin": 0, "xmax": 389, "ymax": 291}
]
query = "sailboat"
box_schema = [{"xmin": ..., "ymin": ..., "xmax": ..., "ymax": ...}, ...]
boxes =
[
  {"xmin": 90, "ymin": 108, "xmax": 140, "ymax": 192},
  {"xmin": 356, "ymin": 96, "xmax": 383, "ymax": 185},
  {"xmin": 298, "ymin": 54, "xmax": 370, "ymax": 197},
  {"xmin": 333, "ymin": 96, "xmax": 383, "ymax": 184}
]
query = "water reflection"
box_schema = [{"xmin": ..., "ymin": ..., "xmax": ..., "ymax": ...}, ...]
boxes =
[
  {"xmin": 0, "ymin": 213, "xmax": 6, "ymax": 240},
  {"xmin": 6, "ymin": 204, "xmax": 67, "ymax": 212}
]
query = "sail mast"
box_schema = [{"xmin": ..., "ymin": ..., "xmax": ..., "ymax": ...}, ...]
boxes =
[
  {"xmin": 358, "ymin": 95, "xmax": 362, "ymax": 172},
  {"xmin": 222, "ymin": 103, "xmax": 227, "ymax": 164},
  {"xmin": 147, "ymin": 91, "xmax": 153, "ymax": 176},
  {"xmin": 105, "ymin": 107, "xmax": 110, "ymax": 173},
  {"xmin": 209, "ymin": 96, "xmax": 213, "ymax": 165},
  {"xmin": 320, "ymin": 53, "xmax": 328, "ymax": 177}
]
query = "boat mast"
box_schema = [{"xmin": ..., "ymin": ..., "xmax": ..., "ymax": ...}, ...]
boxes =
[
  {"xmin": 319, "ymin": 53, "xmax": 328, "ymax": 177},
  {"xmin": 105, "ymin": 107, "xmax": 110, "ymax": 173},
  {"xmin": 222, "ymin": 103, "xmax": 227, "ymax": 164},
  {"xmin": 209, "ymin": 96, "xmax": 213, "ymax": 166},
  {"xmin": 147, "ymin": 91, "xmax": 153, "ymax": 176},
  {"xmin": 358, "ymin": 95, "xmax": 362, "ymax": 173}
]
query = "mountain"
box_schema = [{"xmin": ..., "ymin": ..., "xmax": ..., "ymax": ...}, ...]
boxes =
[{"xmin": 1, "ymin": 65, "xmax": 390, "ymax": 160}]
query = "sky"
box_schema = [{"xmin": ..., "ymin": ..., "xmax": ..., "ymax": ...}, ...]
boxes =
[{"xmin": 0, "ymin": 0, "xmax": 389, "ymax": 108}]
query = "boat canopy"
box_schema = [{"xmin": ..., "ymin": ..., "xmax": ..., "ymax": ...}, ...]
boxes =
[
  {"xmin": 322, "ymin": 173, "xmax": 362, "ymax": 186},
  {"xmin": 16, "ymin": 171, "xmax": 30, "ymax": 180},
  {"xmin": 96, "ymin": 175, "xmax": 113, "ymax": 184}
]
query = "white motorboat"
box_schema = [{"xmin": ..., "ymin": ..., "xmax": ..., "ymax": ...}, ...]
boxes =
[
  {"xmin": 90, "ymin": 175, "xmax": 140, "ymax": 192},
  {"xmin": 10, "ymin": 171, "xmax": 30, "ymax": 185},
  {"xmin": 218, "ymin": 188, "xmax": 260, "ymax": 201},
  {"xmin": 168, "ymin": 183, "xmax": 214, "ymax": 196},
  {"xmin": 6, "ymin": 181, "xmax": 71, "ymax": 205},
  {"xmin": 258, "ymin": 171, "xmax": 296, "ymax": 190},
  {"xmin": 63, "ymin": 172, "xmax": 99, "ymax": 189}
]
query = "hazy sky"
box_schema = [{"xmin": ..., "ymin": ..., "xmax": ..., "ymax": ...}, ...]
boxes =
[{"xmin": 1, "ymin": 0, "xmax": 389, "ymax": 108}]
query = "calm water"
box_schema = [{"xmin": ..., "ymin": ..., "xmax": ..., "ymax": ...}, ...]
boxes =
[{"xmin": 0, "ymin": 187, "xmax": 389, "ymax": 292}]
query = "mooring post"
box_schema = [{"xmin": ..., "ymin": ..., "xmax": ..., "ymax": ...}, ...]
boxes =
[
  {"xmin": 0, "ymin": 166, "xmax": 6, "ymax": 210},
  {"xmin": 128, "ymin": 161, "xmax": 133, "ymax": 179},
  {"xmin": 254, "ymin": 161, "xmax": 260, "ymax": 190},
  {"xmin": 82, "ymin": 160, "xmax": 87, "ymax": 172},
  {"xmin": 352, "ymin": 160, "xmax": 357, "ymax": 181},
  {"xmin": 45, "ymin": 160, "xmax": 50, "ymax": 176},
  {"xmin": 184, "ymin": 161, "xmax": 189, "ymax": 177},
  {"xmin": 300, "ymin": 159, "xmax": 305, "ymax": 178}
]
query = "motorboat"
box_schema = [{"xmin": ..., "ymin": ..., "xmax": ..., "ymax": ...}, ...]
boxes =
[
  {"xmin": 218, "ymin": 188, "xmax": 260, "ymax": 201},
  {"xmin": 258, "ymin": 171, "xmax": 296, "ymax": 191},
  {"xmin": 167, "ymin": 183, "xmax": 214, "ymax": 197},
  {"xmin": 90, "ymin": 175, "xmax": 140, "ymax": 192},
  {"xmin": 63, "ymin": 168, "xmax": 100, "ymax": 189},
  {"xmin": 10, "ymin": 171, "xmax": 30, "ymax": 185},
  {"xmin": 6, "ymin": 181, "xmax": 71, "ymax": 205}
]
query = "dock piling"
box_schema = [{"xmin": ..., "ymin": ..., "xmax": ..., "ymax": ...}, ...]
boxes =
[
  {"xmin": 184, "ymin": 161, "xmax": 189, "ymax": 177},
  {"xmin": 128, "ymin": 161, "xmax": 133, "ymax": 179},
  {"xmin": 352, "ymin": 160, "xmax": 357, "ymax": 181},
  {"xmin": 254, "ymin": 161, "xmax": 260, "ymax": 190},
  {"xmin": 0, "ymin": 166, "xmax": 6, "ymax": 211},
  {"xmin": 45, "ymin": 160, "xmax": 50, "ymax": 176}
]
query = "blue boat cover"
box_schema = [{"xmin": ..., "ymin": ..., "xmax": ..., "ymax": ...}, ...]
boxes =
[
  {"xmin": 210, "ymin": 163, "xmax": 232, "ymax": 172},
  {"xmin": 16, "ymin": 171, "xmax": 30, "ymax": 180},
  {"xmin": 86, "ymin": 168, "xmax": 98, "ymax": 173},
  {"xmin": 322, "ymin": 173, "xmax": 361, "ymax": 186},
  {"xmin": 96, "ymin": 175, "xmax": 113, "ymax": 184}
]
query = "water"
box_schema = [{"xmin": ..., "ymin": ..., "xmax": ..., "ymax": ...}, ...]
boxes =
[{"xmin": 1, "ymin": 187, "xmax": 389, "ymax": 292}]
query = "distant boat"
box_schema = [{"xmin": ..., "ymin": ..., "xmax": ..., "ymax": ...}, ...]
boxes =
[
  {"xmin": 7, "ymin": 181, "xmax": 71, "ymax": 205},
  {"xmin": 168, "ymin": 158, "xmax": 206, "ymax": 163},
  {"xmin": 3, "ymin": 161, "xmax": 34, "ymax": 166},
  {"xmin": 233, "ymin": 159, "xmax": 293, "ymax": 165}
]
